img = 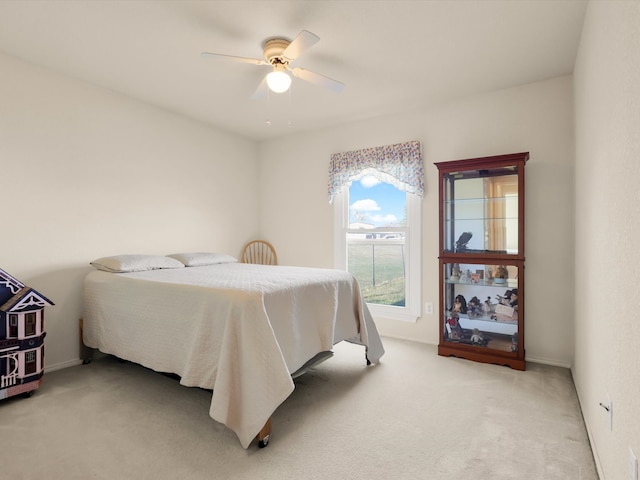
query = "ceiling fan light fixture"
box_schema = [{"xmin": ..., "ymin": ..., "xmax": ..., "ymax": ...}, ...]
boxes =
[
  {"xmin": 201, "ymin": 30, "xmax": 343, "ymax": 98},
  {"xmin": 266, "ymin": 69, "xmax": 292, "ymax": 93}
]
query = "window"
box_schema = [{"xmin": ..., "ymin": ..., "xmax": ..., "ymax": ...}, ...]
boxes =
[
  {"xmin": 25, "ymin": 350, "xmax": 37, "ymax": 375},
  {"xmin": 329, "ymin": 141, "xmax": 424, "ymax": 322},
  {"xmin": 334, "ymin": 177, "xmax": 421, "ymax": 321},
  {"xmin": 9, "ymin": 314, "xmax": 18, "ymax": 337},
  {"xmin": 25, "ymin": 312, "xmax": 37, "ymax": 336}
]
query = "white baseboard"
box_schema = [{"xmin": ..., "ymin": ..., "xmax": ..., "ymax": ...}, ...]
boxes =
[
  {"xmin": 45, "ymin": 358, "xmax": 84, "ymax": 373},
  {"xmin": 380, "ymin": 334, "xmax": 572, "ymax": 369},
  {"xmin": 379, "ymin": 333, "xmax": 438, "ymax": 346},
  {"xmin": 572, "ymin": 375, "xmax": 604, "ymax": 479},
  {"xmin": 524, "ymin": 355, "xmax": 571, "ymax": 369}
]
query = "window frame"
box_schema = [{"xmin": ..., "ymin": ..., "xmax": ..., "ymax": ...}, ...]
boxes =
[
  {"xmin": 24, "ymin": 350, "xmax": 37, "ymax": 375},
  {"xmin": 333, "ymin": 186, "xmax": 422, "ymax": 322},
  {"xmin": 25, "ymin": 312, "xmax": 37, "ymax": 337},
  {"xmin": 8, "ymin": 314, "xmax": 19, "ymax": 338}
]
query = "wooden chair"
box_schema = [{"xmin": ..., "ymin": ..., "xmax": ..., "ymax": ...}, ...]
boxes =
[{"xmin": 240, "ymin": 240, "xmax": 278, "ymax": 265}]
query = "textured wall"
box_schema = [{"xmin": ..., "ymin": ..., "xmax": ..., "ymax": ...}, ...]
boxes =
[
  {"xmin": 0, "ymin": 52, "xmax": 259, "ymax": 369},
  {"xmin": 258, "ymin": 75, "xmax": 575, "ymax": 367},
  {"xmin": 573, "ymin": 1, "xmax": 640, "ymax": 478}
]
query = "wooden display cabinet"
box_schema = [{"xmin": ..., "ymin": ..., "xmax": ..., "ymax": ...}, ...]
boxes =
[{"xmin": 435, "ymin": 152, "xmax": 528, "ymax": 370}]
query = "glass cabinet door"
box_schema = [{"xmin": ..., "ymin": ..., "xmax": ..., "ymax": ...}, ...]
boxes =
[
  {"xmin": 443, "ymin": 166, "xmax": 520, "ymax": 255},
  {"xmin": 442, "ymin": 262, "xmax": 520, "ymax": 353}
]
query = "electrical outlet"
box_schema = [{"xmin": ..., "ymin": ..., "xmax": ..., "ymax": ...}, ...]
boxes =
[
  {"xmin": 630, "ymin": 448, "xmax": 638, "ymax": 480},
  {"xmin": 425, "ymin": 302, "xmax": 433, "ymax": 314}
]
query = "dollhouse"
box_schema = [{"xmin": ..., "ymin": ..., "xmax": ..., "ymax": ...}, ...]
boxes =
[{"xmin": 0, "ymin": 268, "xmax": 53, "ymax": 400}]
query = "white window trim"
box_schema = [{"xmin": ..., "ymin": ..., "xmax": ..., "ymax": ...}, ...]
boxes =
[{"xmin": 334, "ymin": 189, "xmax": 421, "ymax": 322}]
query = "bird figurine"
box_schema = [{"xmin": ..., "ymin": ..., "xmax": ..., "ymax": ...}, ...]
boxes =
[{"xmin": 455, "ymin": 231, "xmax": 473, "ymax": 252}]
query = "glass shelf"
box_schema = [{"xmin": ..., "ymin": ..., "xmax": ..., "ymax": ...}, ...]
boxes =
[
  {"xmin": 444, "ymin": 278, "xmax": 518, "ymax": 288},
  {"xmin": 443, "ymin": 196, "xmax": 518, "ymax": 205}
]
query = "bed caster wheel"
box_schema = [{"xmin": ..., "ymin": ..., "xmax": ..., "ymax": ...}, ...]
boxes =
[
  {"xmin": 257, "ymin": 418, "xmax": 271, "ymax": 448},
  {"xmin": 258, "ymin": 435, "xmax": 270, "ymax": 448},
  {"xmin": 21, "ymin": 390, "xmax": 34, "ymax": 398}
]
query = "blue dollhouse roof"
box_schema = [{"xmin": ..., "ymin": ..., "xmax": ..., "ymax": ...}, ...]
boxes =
[
  {"xmin": 1, "ymin": 287, "xmax": 55, "ymax": 312},
  {"xmin": 0, "ymin": 268, "xmax": 54, "ymax": 311}
]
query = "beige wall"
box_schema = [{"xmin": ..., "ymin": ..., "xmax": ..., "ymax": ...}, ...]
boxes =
[
  {"xmin": 573, "ymin": 1, "xmax": 640, "ymax": 478},
  {"xmin": 258, "ymin": 75, "xmax": 575, "ymax": 367},
  {"xmin": 0, "ymin": 52, "xmax": 259, "ymax": 370}
]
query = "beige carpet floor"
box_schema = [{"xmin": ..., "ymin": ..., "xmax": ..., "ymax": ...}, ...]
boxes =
[{"xmin": 1, "ymin": 337, "xmax": 598, "ymax": 480}]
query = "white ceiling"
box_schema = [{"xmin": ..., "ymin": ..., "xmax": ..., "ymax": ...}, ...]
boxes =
[{"xmin": 0, "ymin": 0, "xmax": 588, "ymax": 141}]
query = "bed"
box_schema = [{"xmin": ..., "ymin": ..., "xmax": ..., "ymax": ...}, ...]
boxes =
[{"xmin": 81, "ymin": 253, "xmax": 385, "ymax": 448}]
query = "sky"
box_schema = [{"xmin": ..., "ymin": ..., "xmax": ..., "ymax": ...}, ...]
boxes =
[{"xmin": 349, "ymin": 175, "xmax": 406, "ymax": 228}]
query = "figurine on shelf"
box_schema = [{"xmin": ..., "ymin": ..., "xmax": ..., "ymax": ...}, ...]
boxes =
[
  {"xmin": 455, "ymin": 231, "xmax": 473, "ymax": 252},
  {"xmin": 470, "ymin": 328, "xmax": 486, "ymax": 345},
  {"xmin": 446, "ymin": 315, "xmax": 463, "ymax": 340},
  {"xmin": 482, "ymin": 296, "xmax": 494, "ymax": 315},
  {"xmin": 486, "ymin": 267, "xmax": 493, "ymax": 284},
  {"xmin": 511, "ymin": 332, "xmax": 518, "ymax": 352},
  {"xmin": 467, "ymin": 296, "xmax": 483, "ymax": 318},
  {"xmin": 496, "ymin": 289, "xmax": 518, "ymax": 308},
  {"xmin": 496, "ymin": 291, "xmax": 510, "ymax": 306},
  {"xmin": 509, "ymin": 288, "xmax": 518, "ymax": 309},
  {"xmin": 493, "ymin": 265, "xmax": 508, "ymax": 285},
  {"xmin": 459, "ymin": 269, "xmax": 470, "ymax": 283},
  {"xmin": 451, "ymin": 294, "xmax": 467, "ymax": 314},
  {"xmin": 450, "ymin": 263, "xmax": 461, "ymax": 281}
]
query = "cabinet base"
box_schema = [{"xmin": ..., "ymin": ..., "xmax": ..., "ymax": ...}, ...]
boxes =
[{"xmin": 438, "ymin": 344, "xmax": 525, "ymax": 371}]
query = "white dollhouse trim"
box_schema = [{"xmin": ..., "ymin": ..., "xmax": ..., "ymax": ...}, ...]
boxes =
[
  {"xmin": 1, "ymin": 351, "xmax": 18, "ymax": 388},
  {"xmin": 11, "ymin": 292, "xmax": 49, "ymax": 311},
  {"xmin": 0, "ymin": 270, "xmax": 24, "ymax": 295}
]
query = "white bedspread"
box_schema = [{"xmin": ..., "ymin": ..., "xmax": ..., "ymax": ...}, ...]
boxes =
[{"xmin": 82, "ymin": 263, "xmax": 384, "ymax": 448}]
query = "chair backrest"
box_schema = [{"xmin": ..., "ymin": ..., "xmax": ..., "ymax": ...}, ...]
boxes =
[{"xmin": 240, "ymin": 240, "xmax": 278, "ymax": 265}]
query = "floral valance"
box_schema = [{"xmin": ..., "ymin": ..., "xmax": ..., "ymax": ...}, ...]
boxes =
[{"xmin": 328, "ymin": 140, "xmax": 424, "ymax": 203}]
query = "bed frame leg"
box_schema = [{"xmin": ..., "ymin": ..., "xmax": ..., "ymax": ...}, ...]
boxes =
[
  {"xmin": 79, "ymin": 318, "xmax": 95, "ymax": 365},
  {"xmin": 257, "ymin": 418, "xmax": 272, "ymax": 448}
]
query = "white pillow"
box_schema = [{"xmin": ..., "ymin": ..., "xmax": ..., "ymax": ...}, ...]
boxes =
[
  {"xmin": 167, "ymin": 252, "xmax": 237, "ymax": 267},
  {"xmin": 90, "ymin": 254, "xmax": 185, "ymax": 273}
]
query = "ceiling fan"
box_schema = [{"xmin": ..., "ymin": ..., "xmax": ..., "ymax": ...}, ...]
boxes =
[{"xmin": 201, "ymin": 30, "xmax": 345, "ymax": 99}]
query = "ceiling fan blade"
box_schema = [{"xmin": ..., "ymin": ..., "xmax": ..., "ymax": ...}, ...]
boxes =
[
  {"xmin": 200, "ymin": 52, "xmax": 268, "ymax": 66},
  {"xmin": 289, "ymin": 67, "xmax": 345, "ymax": 93},
  {"xmin": 282, "ymin": 30, "xmax": 320, "ymax": 62},
  {"xmin": 251, "ymin": 77, "xmax": 267, "ymax": 100}
]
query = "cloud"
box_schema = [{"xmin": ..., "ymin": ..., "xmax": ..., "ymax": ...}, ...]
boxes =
[
  {"xmin": 351, "ymin": 199, "xmax": 380, "ymax": 212},
  {"xmin": 360, "ymin": 175, "xmax": 380, "ymax": 188},
  {"xmin": 370, "ymin": 214, "xmax": 398, "ymax": 223}
]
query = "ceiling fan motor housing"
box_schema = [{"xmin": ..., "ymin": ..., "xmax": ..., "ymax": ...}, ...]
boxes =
[{"xmin": 263, "ymin": 38, "xmax": 291, "ymax": 66}]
